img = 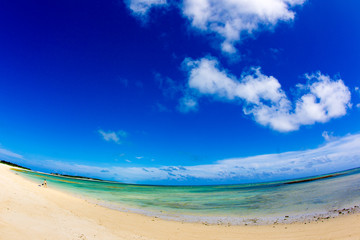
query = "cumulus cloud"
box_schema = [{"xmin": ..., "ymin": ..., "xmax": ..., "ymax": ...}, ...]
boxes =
[
  {"xmin": 123, "ymin": 0, "xmax": 304, "ymax": 53},
  {"xmin": 182, "ymin": 57, "xmax": 351, "ymax": 132},
  {"xmin": 184, "ymin": 57, "xmax": 285, "ymax": 104},
  {"xmin": 125, "ymin": 0, "xmax": 168, "ymax": 17},
  {"xmin": 182, "ymin": 0, "xmax": 305, "ymax": 53},
  {"xmin": 98, "ymin": 129, "xmax": 127, "ymax": 144},
  {"xmin": 14, "ymin": 134, "xmax": 360, "ymax": 184}
]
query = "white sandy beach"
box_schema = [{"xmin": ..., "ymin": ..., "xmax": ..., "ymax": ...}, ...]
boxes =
[{"xmin": 1, "ymin": 164, "xmax": 360, "ymax": 240}]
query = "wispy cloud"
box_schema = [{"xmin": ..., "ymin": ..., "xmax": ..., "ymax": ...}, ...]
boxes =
[
  {"xmin": 125, "ymin": 0, "xmax": 168, "ymax": 18},
  {"xmin": 16, "ymin": 134, "xmax": 360, "ymax": 185},
  {"xmin": 181, "ymin": 56, "xmax": 351, "ymax": 132},
  {"xmin": 178, "ymin": 95, "xmax": 198, "ymax": 113},
  {"xmin": 154, "ymin": 102, "xmax": 170, "ymax": 112},
  {"xmin": 322, "ymin": 131, "xmax": 337, "ymax": 141},
  {"xmin": 154, "ymin": 72, "xmax": 198, "ymax": 113},
  {"xmin": 98, "ymin": 129, "xmax": 127, "ymax": 144},
  {"xmin": 155, "ymin": 72, "xmax": 181, "ymax": 99},
  {"xmin": 355, "ymin": 87, "xmax": 360, "ymax": 108},
  {"xmin": 0, "ymin": 147, "xmax": 24, "ymax": 160}
]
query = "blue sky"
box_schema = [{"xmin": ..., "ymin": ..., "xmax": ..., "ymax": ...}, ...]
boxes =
[{"xmin": 0, "ymin": 0, "xmax": 360, "ymax": 184}]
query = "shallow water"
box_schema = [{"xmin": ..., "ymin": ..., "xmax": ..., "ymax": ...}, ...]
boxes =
[{"xmin": 14, "ymin": 168, "xmax": 360, "ymax": 224}]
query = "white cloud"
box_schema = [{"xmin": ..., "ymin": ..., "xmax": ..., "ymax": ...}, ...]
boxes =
[
  {"xmin": 184, "ymin": 57, "xmax": 285, "ymax": 104},
  {"xmin": 183, "ymin": 57, "xmax": 351, "ymax": 132},
  {"xmin": 182, "ymin": 0, "xmax": 305, "ymax": 53},
  {"xmin": 322, "ymin": 131, "xmax": 336, "ymax": 141},
  {"xmin": 135, "ymin": 156, "xmax": 144, "ymax": 159},
  {"xmin": 178, "ymin": 95, "xmax": 198, "ymax": 113},
  {"xmin": 98, "ymin": 130, "xmax": 127, "ymax": 144},
  {"xmin": 21, "ymin": 134, "xmax": 360, "ymax": 184},
  {"xmin": 124, "ymin": 0, "xmax": 304, "ymax": 53},
  {"xmin": 125, "ymin": 0, "xmax": 167, "ymax": 16}
]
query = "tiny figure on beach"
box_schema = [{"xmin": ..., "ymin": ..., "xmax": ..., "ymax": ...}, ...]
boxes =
[{"xmin": 42, "ymin": 179, "xmax": 47, "ymax": 188}]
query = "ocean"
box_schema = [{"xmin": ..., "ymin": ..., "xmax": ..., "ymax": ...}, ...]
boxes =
[{"xmin": 13, "ymin": 167, "xmax": 360, "ymax": 225}]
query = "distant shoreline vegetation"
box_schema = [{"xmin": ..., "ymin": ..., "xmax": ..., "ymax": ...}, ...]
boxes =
[
  {"xmin": 0, "ymin": 160, "xmax": 103, "ymax": 182},
  {"xmin": 50, "ymin": 172, "xmax": 102, "ymax": 181},
  {"xmin": 0, "ymin": 160, "xmax": 31, "ymax": 170}
]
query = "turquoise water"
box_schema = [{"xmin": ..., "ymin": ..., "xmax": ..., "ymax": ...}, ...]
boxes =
[{"xmin": 13, "ymin": 168, "xmax": 360, "ymax": 224}]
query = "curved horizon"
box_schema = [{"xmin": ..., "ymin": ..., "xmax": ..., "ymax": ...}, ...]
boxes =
[{"xmin": 2, "ymin": 133, "xmax": 360, "ymax": 185}]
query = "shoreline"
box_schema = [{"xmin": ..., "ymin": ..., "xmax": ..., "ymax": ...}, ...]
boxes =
[
  {"xmin": 2, "ymin": 164, "xmax": 360, "ymax": 239},
  {"xmin": 90, "ymin": 196, "xmax": 360, "ymax": 226},
  {"xmin": 15, "ymin": 166, "xmax": 360, "ymax": 226}
]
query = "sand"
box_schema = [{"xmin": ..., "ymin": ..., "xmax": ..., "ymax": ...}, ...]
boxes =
[{"xmin": 1, "ymin": 164, "xmax": 360, "ymax": 240}]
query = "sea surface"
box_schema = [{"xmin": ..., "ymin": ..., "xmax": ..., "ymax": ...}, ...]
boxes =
[{"xmin": 13, "ymin": 168, "xmax": 360, "ymax": 225}]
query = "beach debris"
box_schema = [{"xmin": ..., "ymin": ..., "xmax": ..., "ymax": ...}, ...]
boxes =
[
  {"xmin": 78, "ymin": 234, "xmax": 87, "ymax": 240},
  {"xmin": 249, "ymin": 218, "xmax": 258, "ymax": 224}
]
